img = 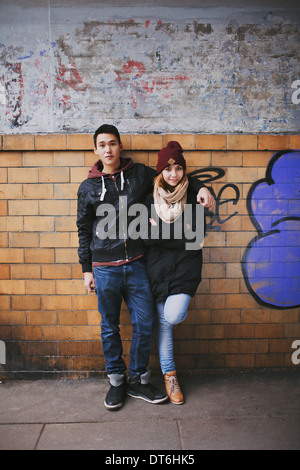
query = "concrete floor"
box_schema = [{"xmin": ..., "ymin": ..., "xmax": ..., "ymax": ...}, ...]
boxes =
[{"xmin": 0, "ymin": 372, "xmax": 299, "ymax": 450}]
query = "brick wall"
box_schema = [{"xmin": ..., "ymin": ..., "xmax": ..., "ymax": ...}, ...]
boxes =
[{"xmin": 0, "ymin": 133, "xmax": 299, "ymax": 378}]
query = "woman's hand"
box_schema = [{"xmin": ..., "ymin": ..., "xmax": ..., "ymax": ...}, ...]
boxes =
[{"xmin": 197, "ymin": 187, "xmax": 214, "ymax": 209}]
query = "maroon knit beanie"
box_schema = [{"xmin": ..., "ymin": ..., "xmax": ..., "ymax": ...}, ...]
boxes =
[{"xmin": 156, "ymin": 141, "xmax": 186, "ymax": 174}]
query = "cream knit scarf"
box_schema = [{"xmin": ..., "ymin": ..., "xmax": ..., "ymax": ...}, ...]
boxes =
[{"xmin": 153, "ymin": 175, "xmax": 189, "ymax": 223}]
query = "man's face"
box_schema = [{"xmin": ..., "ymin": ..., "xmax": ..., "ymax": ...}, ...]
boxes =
[{"xmin": 94, "ymin": 133, "xmax": 123, "ymax": 173}]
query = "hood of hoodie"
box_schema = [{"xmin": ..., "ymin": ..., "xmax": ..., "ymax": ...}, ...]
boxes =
[
  {"xmin": 88, "ymin": 157, "xmax": 134, "ymax": 179},
  {"xmin": 87, "ymin": 157, "xmax": 134, "ymax": 202}
]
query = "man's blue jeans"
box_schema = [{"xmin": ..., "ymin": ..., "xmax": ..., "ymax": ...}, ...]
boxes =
[{"xmin": 93, "ymin": 259, "xmax": 155, "ymax": 376}]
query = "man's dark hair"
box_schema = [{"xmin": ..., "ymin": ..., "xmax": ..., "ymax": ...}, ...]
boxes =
[{"xmin": 93, "ymin": 124, "xmax": 121, "ymax": 147}]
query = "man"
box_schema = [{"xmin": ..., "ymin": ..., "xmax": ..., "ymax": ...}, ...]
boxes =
[{"xmin": 77, "ymin": 124, "xmax": 213, "ymax": 410}]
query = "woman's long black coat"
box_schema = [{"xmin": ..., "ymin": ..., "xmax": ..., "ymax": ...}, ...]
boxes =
[{"xmin": 143, "ymin": 186, "xmax": 204, "ymax": 302}]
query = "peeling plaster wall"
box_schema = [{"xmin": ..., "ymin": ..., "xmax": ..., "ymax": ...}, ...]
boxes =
[{"xmin": 0, "ymin": 1, "xmax": 299, "ymax": 134}]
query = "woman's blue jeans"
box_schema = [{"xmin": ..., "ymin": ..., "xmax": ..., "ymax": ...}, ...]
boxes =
[
  {"xmin": 156, "ymin": 294, "xmax": 191, "ymax": 375},
  {"xmin": 93, "ymin": 259, "xmax": 155, "ymax": 376}
]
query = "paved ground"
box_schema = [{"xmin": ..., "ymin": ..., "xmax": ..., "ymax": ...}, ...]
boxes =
[{"xmin": 0, "ymin": 372, "xmax": 300, "ymax": 450}]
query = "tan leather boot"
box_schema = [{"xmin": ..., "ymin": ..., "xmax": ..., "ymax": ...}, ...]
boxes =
[{"xmin": 164, "ymin": 371, "xmax": 184, "ymax": 405}]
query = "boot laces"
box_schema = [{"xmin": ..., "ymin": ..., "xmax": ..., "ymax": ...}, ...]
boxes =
[{"xmin": 168, "ymin": 375, "xmax": 180, "ymax": 394}]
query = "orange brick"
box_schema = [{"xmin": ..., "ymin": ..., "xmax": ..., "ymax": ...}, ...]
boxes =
[
  {"xmin": 0, "ymin": 168, "xmax": 7, "ymax": 183},
  {"xmin": 8, "ymin": 200, "xmax": 39, "ymax": 216},
  {"xmin": 12, "ymin": 325, "xmax": 42, "ymax": 340},
  {"xmin": 39, "ymin": 167, "xmax": 69, "ymax": 183},
  {"xmin": 85, "ymin": 151, "xmax": 97, "ymax": 167},
  {"xmin": 55, "ymin": 216, "xmax": 76, "ymax": 231},
  {"xmin": 2, "ymin": 216, "xmax": 23, "ymax": 231},
  {"xmin": 53, "ymin": 151, "xmax": 84, "ymax": 166},
  {"xmin": 120, "ymin": 135, "xmax": 131, "ymax": 150},
  {"xmin": 70, "ymin": 232, "xmax": 79, "ymax": 248},
  {"xmin": 131, "ymin": 151, "xmax": 148, "ymax": 165},
  {"xmin": 73, "ymin": 326, "xmax": 99, "ymax": 340},
  {"xmin": 290, "ymin": 135, "xmax": 300, "ymax": 149},
  {"xmin": 24, "ymin": 216, "xmax": 54, "ymax": 232},
  {"xmin": 227, "ymin": 135, "xmax": 257, "ymax": 150},
  {"xmin": 0, "ymin": 183, "xmax": 22, "ymax": 199},
  {"xmin": 42, "ymin": 264, "xmax": 72, "ymax": 279},
  {"xmin": 0, "ymin": 264, "xmax": 10, "ymax": 279},
  {"xmin": 0, "ymin": 233, "xmax": 8, "ymax": 248},
  {"xmin": 242, "ymin": 151, "xmax": 273, "ymax": 167},
  {"xmin": 8, "ymin": 167, "xmax": 38, "ymax": 183},
  {"xmin": 0, "ymin": 248, "xmax": 24, "ymax": 263},
  {"xmin": 25, "ymin": 280, "xmax": 55, "ymax": 295},
  {"xmin": 239, "ymin": 339, "xmax": 268, "ymax": 354},
  {"xmin": 0, "ymin": 152, "xmax": 22, "ymax": 167},
  {"xmin": 205, "ymin": 231, "xmax": 226, "ymax": 247},
  {"xmin": 132, "ymin": 134, "xmax": 163, "ymax": 150},
  {"xmin": 42, "ymin": 326, "xmax": 72, "ymax": 340},
  {"xmin": 226, "ymin": 294, "xmax": 258, "ymax": 309},
  {"xmin": 41, "ymin": 295, "xmax": 72, "ymax": 310},
  {"xmin": 56, "ymin": 280, "xmax": 86, "ymax": 295},
  {"xmin": 226, "ymin": 231, "xmax": 253, "ymax": 247},
  {"xmin": 196, "ymin": 134, "xmax": 227, "ymax": 150},
  {"xmin": 0, "ymin": 280, "xmax": 25, "ymax": 294},
  {"xmin": 212, "ymin": 151, "xmax": 242, "ymax": 167},
  {"xmin": 40, "ymin": 232, "xmax": 69, "ymax": 248},
  {"xmin": 0, "ymin": 310, "xmax": 26, "ymax": 325},
  {"xmin": 23, "ymin": 184, "xmax": 53, "ymax": 199},
  {"xmin": 23, "ymin": 151, "xmax": 53, "ymax": 167},
  {"xmin": 256, "ymin": 354, "xmax": 285, "ymax": 368},
  {"xmin": 58, "ymin": 310, "xmax": 87, "ymax": 325},
  {"xmin": 24, "ymin": 248, "xmax": 55, "ymax": 264},
  {"xmin": 210, "ymin": 278, "xmax": 239, "ymax": 294},
  {"xmin": 11, "ymin": 295, "xmax": 41, "ymax": 310},
  {"xmin": 226, "ymin": 354, "xmax": 255, "ymax": 368},
  {"xmin": 183, "ymin": 151, "xmax": 211, "ymax": 167},
  {"xmin": 68, "ymin": 134, "xmax": 92, "ymax": 150},
  {"xmin": 258, "ymin": 135, "xmax": 289, "ymax": 150},
  {"xmin": 54, "ymin": 183, "xmax": 78, "ymax": 199},
  {"xmin": 35, "ymin": 134, "xmax": 67, "ymax": 150},
  {"xmin": 9, "ymin": 232, "xmax": 39, "ymax": 248},
  {"xmin": 0, "ymin": 296, "xmax": 10, "ymax": 310},
  {"xmin": 72, "ymin": 295, "xmax": 98, "ymax": 310},
  {"xmin": 59, "ymin": 341, "xmax": 89, "ymax": 356},
  {"xmin": 11, "ymin": 265, "xmax": 40, "ymax": 279},
  {"xmin": 55, "ymin": 248, "xmax": 78, "ymax": 263},
  {"xmin": 27, "ymin": 310, "xmax": 57, "ymax": 325},
  {"xmin": 164, "ymin": 134, "xmax": 195, "ymax": 149},
  {"xmin": 226, "ymin": 167, "xmax": 258, "ymax": 183},
  {"xmin": 3, "ymin": 135, "xmax": 34, "ymax": 151},
  {"xmin": 70, "ymin": 167, "xmax": 89, "ymax": 183},
  {"xmin": 39, "ymin": 200, "xmax": 70, "ymax": 216},
  {"xmin": 0, "ymin": 200, "xmax": 7, "ymax": 215},
  {"xmin": 255, "ymin": 324, "xmax": 284, "ymax": 338}
]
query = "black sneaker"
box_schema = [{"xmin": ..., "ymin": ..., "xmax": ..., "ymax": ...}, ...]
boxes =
[
  {"xmin": 104, "ymin": 374, "xmax": 127, "ymax": 411},
  {"xmin": 127, "ymin": 373, "xmax": 168, "ymax": 404}
]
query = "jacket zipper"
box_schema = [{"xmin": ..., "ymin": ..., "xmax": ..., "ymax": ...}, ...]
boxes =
[{"xmin": 113, "ymin": 180, "xmax": 129, "ymax": 260}]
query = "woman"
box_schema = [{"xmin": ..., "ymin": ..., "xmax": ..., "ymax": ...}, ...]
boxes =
[{"xmin": 144, "ymin": 141, "xmax": 213, "ymax": 405}]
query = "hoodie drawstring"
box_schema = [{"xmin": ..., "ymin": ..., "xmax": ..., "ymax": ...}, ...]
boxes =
[
  {"xmin": 120, "ymin": 171, "xmax": 125, "ymax": 191},
  {"xmin": 100, "ymin": 176, "xmax": 107, "ymax": 201},
  {"xmin": 100, "ymin": 171, "xmax": 125, "ymax": 201}
]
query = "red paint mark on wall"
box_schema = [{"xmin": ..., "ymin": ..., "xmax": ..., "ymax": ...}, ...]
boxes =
[
  {"xmin": 115, "ymin": 59, "xmax": 189, "ymax": 108},
  {"xmin": 56, "ymin": 58, "xmax": 87, "ymax": 92}
]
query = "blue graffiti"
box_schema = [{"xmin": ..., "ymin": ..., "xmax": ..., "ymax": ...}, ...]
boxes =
[{"xmin": 242, "ymin": 150, "xmax": 300, "ymax": 309}]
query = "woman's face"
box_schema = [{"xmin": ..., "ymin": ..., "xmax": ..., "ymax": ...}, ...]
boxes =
[{"xmin": 162, "ymin": 164, "xmax": 184, "ymax": 187}]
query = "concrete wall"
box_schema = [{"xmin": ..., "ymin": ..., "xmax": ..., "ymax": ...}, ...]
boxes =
[{"xmin": 1, "ymin": 0, "xmax": 299, "ymax": 135}]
